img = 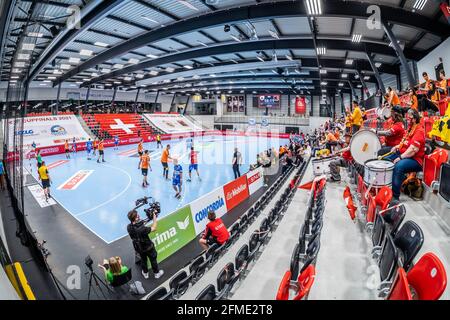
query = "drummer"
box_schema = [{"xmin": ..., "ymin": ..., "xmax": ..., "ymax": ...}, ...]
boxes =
[
  {"xmin": 375, "ymin": 106, "xmax": 406, "ymax": 157},
  {"xmin": 329, "ymin": 133, "xmax": 353, "ymax": 182},
  {"xmin": 384, "ymin": 108, "xmax": 425, "ymax": 201}
]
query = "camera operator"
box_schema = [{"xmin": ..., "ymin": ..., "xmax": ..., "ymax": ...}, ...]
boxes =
[{"xmin": 127, "ymin": 210, "xmax": 164, "ymax": 280}]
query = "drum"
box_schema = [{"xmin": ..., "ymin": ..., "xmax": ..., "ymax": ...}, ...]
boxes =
[
  {"xmin": 350, "ymin": 130, "xmax": 381, "ymax": 165},
  {"xmin": 364, "ymin": 159, "xmax": 395, "ymax": 187},
  {"xmin": 312, "ymin": 156, "xmax": 336, "ymax": 176}
]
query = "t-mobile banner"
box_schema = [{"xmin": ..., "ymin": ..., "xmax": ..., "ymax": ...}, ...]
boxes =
[
  {"xmin": 246, "ymin": 167, "xmax": 264, "ymax": 195},
  {"xmin": 189, "ymin": 186, "xmax": 227, "ymax": 235},
  {"xmin": 223, "ymin": 175, "xmax": 249, "ymax": 211}
]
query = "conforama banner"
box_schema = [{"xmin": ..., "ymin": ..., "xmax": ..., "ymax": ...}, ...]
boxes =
[
  {"xmin": 295, "ymin": 96, "xmax": 307, "ymax": 114},
  {"xmin": 223, "ymin": 175, "xmax": 249, "ymax": 211}
]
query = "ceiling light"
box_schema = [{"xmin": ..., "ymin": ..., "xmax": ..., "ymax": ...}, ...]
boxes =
[
  {"xmin": 128, "ymin": 58, "xmax": 139, "ymax": 64},
  {"xmin": 375, "ymin": 62, "xmax": 382, "ymax": 68},
  {"xmin": 15, "ymin": 62, "xmax": 26, "ymax": 67},
  {"xmin": 11, "ymin": 68, "xmax": 21, "ymax": 73},
  {"xmin": 53, "ymin": 70, "xmax": 62, "ymax": 74},
  {"xmin": 21, "ymin": 43, "xmax": 35, "ymax": 50},
  {"xmin": 193, "ymin": 74, "xmax": 200, "ymax": 79},
  {"xmin": 80, "ymin": 49, "xmax": 93, "ymax": 56},
  {"xmin": 319, "ymin": 69, "xmax": 327, "ymax": 74},
  {"xmin": 60, "ymin": 64, "xmax": 71, "ymax": 70},
  {"xmin": 136, "ymin": 74, "xmax": 145, "ymax": 79},
  {"xmin": 113, "ymin": 64, "xmax": 123, "ymax": 69},
  {"xmin": 91, "ymin": 72, "xmax": 98, "ymax": 77},
  {"xmin": 285, "ymin": 54, "xmax": 293, "ymax": 61},
  {"xmin": 124, "ymin": 77, "xmax": 132, "ymax": 81},
  {"xmin": 28, "ymin": 32, "xmax": 43, "ymax": 38},
  {"xmin": 317, "ymin": 47, "xmax": 326, "ymax": 55},
  {"xmin": 197, "ymin": 40, "xmax": 208, "ymax": 47},
  {"xmin": 17, "ymin": 53, "xmax": 30, "ymax": 60},
  {"xmin": 146, "ymin": 54, "xmax": 158, "ymax": 59},
  {"xmin": 364, "ymin": 76, "xmax": 370, "ymax": 80},
  {"xmin": 413, "ymin": 0, "xmax": 428, "ymax": 11},
  {"xmin": 48, "ymin": 76, "xmax": 56, "ymax": 80},
  {"xmin": 230, "ymin": 34, "xmax": 241, "ymax": 42},
  {"xmin": 357, "ymin": 84, "xmax": 362, "ymax": 88},
  {"xmin": 69, "ymin": 57, "xmax": 80, "ymax": 64},
  {"xmin": 210, "ymin": 74, "xmax": 216, "ymax": 77},
  {"xmin": 44, "ymin": 80, "xmax": 51, "ymax": 83},
  {"xmin": 339, "ymin": 83, "xmax": 344, "ymax": 87},
  {"xmin": 166, "ymin": 67, "xmax": 175, "ymax": 73},
  {"xmin": 149, "ymin": 70, "xmax": 159, "ymax": 76},
  {"xmin": 341, "ymin": 74, "xmax": 348, "ymax": 78},
  {"xmin": 352, "ymin": 34, "xmax": 362, "ymax": 43},
  {"xmin": 321, "ymin": 89, "xmax": 326, "ymax": 92},
  {"xmin": 10, "ymin": 76, "xmax": 19, "ymax": 79},
  {"xmin": 82, "ymin": 78, "xmax": 90, "ymax": 81},
  {"xmin": 94, "ymin": 42, "xmax": 109, "ymax": 47},
  {"xmin": 268, "ymin": 29, "xmax": 279, "ymax": 39},
  {"xmin": 306, "ymin": 0, "xmax": 322, "ymax": 15},
  {"xmin": 354, "ymin": 74, "xmax": 359, "ymax": 79},
  {"xmin": 178, "ymin": 0, "xmax": 199, "ymax": 11},
  {"xmin": 101, "ymin": 68, "xmax": 111, "ymax": 73},
  {"xmin": 321, "ymin": 81, "xmax": 328, "ymax": 85},
  {"xmin": 141, "ymin": 16, "xmax": 160, "ymax": 24},
  {"xmin": 183, "ymin": 65, "xmax": 193, "ymax": 69},
  {"xmin": 345, "ymin": 59, "xmax": 354, "ymax": 65}
]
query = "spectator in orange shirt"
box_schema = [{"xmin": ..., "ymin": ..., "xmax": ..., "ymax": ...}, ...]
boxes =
[{"xmin": 325, "ymin": 131, "xmax": 338, "ymax": 153}]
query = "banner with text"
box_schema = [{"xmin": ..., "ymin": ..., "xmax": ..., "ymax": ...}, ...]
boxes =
[
  {"xmin": 295, "ymin": 96, "xmax": 307, "ymax": 114},
  {"xmin": 223, "ymin": 175, "xmax": 249, "ymax": 211},
  {"xmin": 246, "ymin": 167, "xmax": 264, "ymax": 195},
  {"xmin": 189, "ymin": 186, "xmax": 227, "ymax": 235}
]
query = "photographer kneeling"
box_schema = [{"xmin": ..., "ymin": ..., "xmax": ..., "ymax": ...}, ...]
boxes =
[
  {"xmin": 127, "ymin": 210, "xmax": 164, "ymax": 279},
  {"xmin": 199, "ymin": 210, "xmax": 230, "ymax": 251},
  {"xmin": 98, "ymin": 256, "xmax": 129, "ymax": 284}
]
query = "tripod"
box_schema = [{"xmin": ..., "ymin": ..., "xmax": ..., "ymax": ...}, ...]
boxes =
[{"xmin": 86, "ymin": 266, "xmax": 112, "ymax": 300}]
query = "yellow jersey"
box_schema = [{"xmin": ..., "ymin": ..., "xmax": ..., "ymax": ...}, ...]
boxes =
[
  {"xmin": 352, "ymin": 106, "xmax": 363, "ymax": 126},
  {"xmin": 38, "ymin": 165, "xmax": 49, "ymax": 180}
]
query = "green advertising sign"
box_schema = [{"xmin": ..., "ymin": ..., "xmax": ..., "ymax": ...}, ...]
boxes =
[{"xmin": 149, "ymin": 205, "xmax": 196, "ymax": 263}]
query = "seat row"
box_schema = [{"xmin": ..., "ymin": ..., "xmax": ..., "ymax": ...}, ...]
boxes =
[
  {"xmin": 145, "ymin": 162, "xmax": 306, "ymax": 300},
  {"xmin": 348, "ymin": 171, "xmax": 448, "ymax": 300},
  {"xmin": 276, "ymin": 177, "xmax": 326, "ymax": 300}
]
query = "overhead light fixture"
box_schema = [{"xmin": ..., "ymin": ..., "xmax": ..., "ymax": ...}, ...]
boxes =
[
  {"xmin": 166, "ymin": 67, "xmax": 175, "ymax": 73},
  {"xmin": 357, "ymin": 84, "xmax": 362, "ymax": 88},
  {"xmin": 339, "ymin": 83, "xmax": 344, "ymax": 87},
  {"xmin": 341, "ymin": 74, "xmax": 348, "ymax": 78},
  {"xmin": 256, "ymin": 52, "xmax": 265, "ymax": 62},
  {"xmin": 272, "ymin": 51, "xmax": 278, "ymax": 62},
  {"xmin": 82, "ymin": 78, "xmax": 90, "ymax": 81},
  {"xmin": 60, "ymin": 64, "xmax": 71, "ymax": 70},
  {"xmin": 146, "ymin": 54, "xmax": 158, "ymax": 59},
  {"xmin": 354, "ymin": 74, "xmax": 359, "ymax": 79},
  {"xmin": 128, "ymin": 58, "xmax": 139, "ymax": 64},
  {"xmin": 321, "ymin": 89, "xmax": 326, "ymax": 93},
  {"xmin": 321, "ymin": 81, "xmax": 328, "ymax": 85},
  {"xmin": 113, "ymin": 64, "xmax": 124, "ymax": 69},
  {"xmin": 28, "ymin": 32, "xmax": 43, "ymax": 38},
  {"xmin": 48, "ymin": 76, "xmax": 56, "ymax": 80},
  {"xmin": 197, "ymin": 40, "xmax": 208, "ymax": 47},
  {"xmin": 80, "ymin": 49, "xmax": 93, "ymax": 56},
  {"xmin": 17, "ymin": 53, "xmax": 30, "ymax": 60},
  {"xmin": 268, "ymin": 29, "xmax": 279, "ymax": 39},
  {"xmin": 272, "ymin": 69, "xmax": 278, "ymax": 75},
  {"xmin": 230, "ymin": 34, "xmax": 241, "ymax": 42},
  {"xmin": 141, "ymin": 16, "xmax": 160, "ymax": 24},
  {"xmin": 91, "ymin": 72, "xmax": 98, "ymax": 77},
  {"xmin": 178, "ymin": 0, "xmax": 199, "ymax": 11},
  {"xmin": 11, "ymin": 68, "xmax": 21, "ymax": 73},
  {"xmin": 192, "ymin": 74, "xmax": 200, "ymax": 79},
  {"xmin": 317, "ymin": 47, "xmax": 326, "ymax": 55},
  {"xmin": 124, "ymin": 76, "xmax": 132, "ymax": 81},
  {"xmin": 69, "ymin": 57, "xmax": 81, "ymax": 64},
  {"xmin": 53, "ymin": 70, "xmax": 62, "ymax": 75},
  {"xmin": 319, "ymin": 69, "xmax": 327, "ymax": 74},
  {"xmin": 306, "ymin": 0, "xmax": 322, "ymax": 15},
  {"xmin": 94, "ymin": 42, "xmax": 109, "ymax": 47},
  {"xmin": 345, "ymin": 59, "xmax": 354, "ymax": 65},
  {"xmin": 364, "ymin": 76, "xmax": 370, "ymax": 80},
  {"xmin": 149, "ymin": 70, "xmax": 159, "ymax": 76},
  {"xmin": 101, "ymin": 68, "xmax": 110, "ymax": 73},
  {"xmin": 114, "ymin": 81, "xmax": 121, "ymax": 84},
  {"xmin": 136, "ymin": 74, "xmax": 145, "ymax": 79},
  {"xmin": 14, "ymin": 61, "xmax": 26, "ymax": 67},
  {"xmin": 21, "ymin": 43, "xmax": 35, "ymax": 50},
  {"xmin": 352, "ymin": 34, "xmax": 362, "ymax": 43},
  {"xmin": 413, "ymin": 0, "xmax": 428, "ymax": 11},
  {"xmin": 10, "ymin": 76, "xmax": 19, "ymax": 79},
  {"xmin": 375, "ymin": 62, "xmax": 382, "ymax": 68},
  {"xmin": 183, "ymin": 65, "xmax": 193, "ymax": 69},
  {"xmin": 210, "ymin": 74, "xmax": 216, "ymax": 77}
]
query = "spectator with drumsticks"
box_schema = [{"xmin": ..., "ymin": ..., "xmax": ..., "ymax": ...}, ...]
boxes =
[
  {"xmin": 375, "ymin": 106, "xmax": 406, "ymax": 158},
  {"xmin": 384, "ymin": 108, "xmax": 425, "ymax": 201},
  {"xmin": 328, "ymin": 133, "xmax": 353, "ymax": 182}
]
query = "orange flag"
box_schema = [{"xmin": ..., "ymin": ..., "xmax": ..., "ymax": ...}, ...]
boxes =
[
  {"xmin": 298, "ymin": 180, "xmax": 314, "ymax": 190},
  {"xmin": 343, "ymin": 186, "xmax": 357, "ymax": 221}
]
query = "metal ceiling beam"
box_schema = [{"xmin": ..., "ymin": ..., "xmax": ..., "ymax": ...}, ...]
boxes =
[
  {"xmin": 27, "ymin": 0, "xmax": 131, "ymax": 82},
  {"xmin": 77, "ymin": 38, "xmax": 417, "ymax": 87},
  {"xmin": 54, "ymin": 1, "xmax": 447, "ymax": 84}
]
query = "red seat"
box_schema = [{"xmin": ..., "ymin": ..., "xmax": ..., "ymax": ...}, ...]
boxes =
[
  {"xmin": 366, "ymin": 194, "xmax": 376, "ymax": 224},
  {"xmin": 387, "ymin": 268, "xmax": 412, "ymax": 300},
  {"xmin": 407, "ymin": 252, "xmax": 447, "ymax": 300},
  {"xmin": 293, "ymin": 265, "xmax": 316, "ymax": 300},
  {"xmin": 275, "ymin": 271, "xmax": 291, "ymax": 300},
  {"xmin": 423, "ymin": 148, "xmax": 449, "ymax": 187},
  {"xmin": 374, "ymin": 186, "xmax": 393, "ymax": 211}
]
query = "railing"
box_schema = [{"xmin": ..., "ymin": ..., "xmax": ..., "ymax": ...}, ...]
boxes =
[{"xmin": 214, "ymin": 115, "xmax": 310, "ymax": 126}]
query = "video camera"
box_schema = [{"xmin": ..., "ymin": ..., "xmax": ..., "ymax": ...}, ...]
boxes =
[{"xmin": 134, "ymin": 196, "xmax": 161, "ymax": 222}]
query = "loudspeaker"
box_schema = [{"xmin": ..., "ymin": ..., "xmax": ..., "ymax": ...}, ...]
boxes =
[{"xmin": 50, "ymin": 26, "xmax": 59, "ymax": 37}]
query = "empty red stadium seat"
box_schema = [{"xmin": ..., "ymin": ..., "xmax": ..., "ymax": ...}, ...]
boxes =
[
  {"xmin": 387, "ymin": 268, "xmax": 412, "ymax": 300},
  {"xmin": 293, "ymin": 265, "xmax": 316, "ymax": 300},
  {"xmin": 423, "ymin": 148, "xmax": 449, "ymax": 187},
  {"xmin": 406, "ymin": 253, "xmax": 447, "ymax": 300},
  {"xmin": 275, "ymin": 271, "xmax": 291, "ymax": 300},
  {"xmin": 374, "ymin": 186, "xmax": 393, "ymax": 211},
  {"xmin": 366, "ymin": 194, "xmax": 376, "ymax": 224}
]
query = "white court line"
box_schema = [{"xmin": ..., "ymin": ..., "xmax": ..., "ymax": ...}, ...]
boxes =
[{"xmin": 75, "ymin": 163, "xmax": 132, "ymax": 218}]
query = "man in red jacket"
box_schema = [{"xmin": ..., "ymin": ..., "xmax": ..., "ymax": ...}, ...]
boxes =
[
  {"xmin": 329, "ymin": 133, "xmax": 353, "ymax": 182},
  {"xmin": 199, "ymin": 210, "xmax": 230, "ymax": 251}
]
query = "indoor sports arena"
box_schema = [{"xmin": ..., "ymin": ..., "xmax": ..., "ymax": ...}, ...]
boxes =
[{"xmin": 0, "ymin": 0, "xmax": 450, "ymax": 304}]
